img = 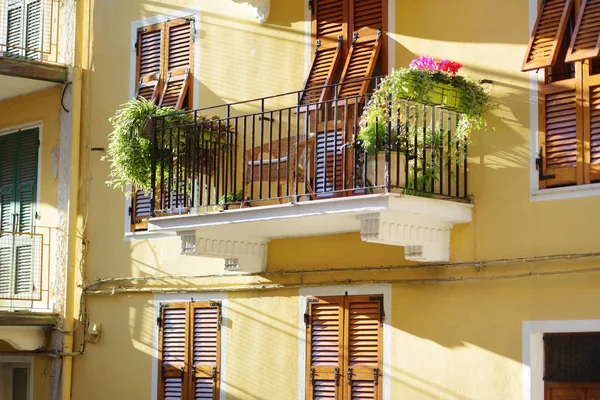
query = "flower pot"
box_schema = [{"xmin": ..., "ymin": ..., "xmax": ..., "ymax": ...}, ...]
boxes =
[
  {"xmin": 397, "ymin": 80, "xmax": 464, "ymax": 112},
  {"xmin": 366, "ymin": 152, "xmax": 406, "ymax": 189}
]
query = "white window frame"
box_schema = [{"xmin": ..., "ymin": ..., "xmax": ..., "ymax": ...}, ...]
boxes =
[
  {"xmin": 522, "ymin": 319, "xmax": 600, "ymax": 400},
  {"xmin": 0, "ymin": 355, "xmax": 34, "ymax": 400},
  {"xmin": 124, "ymin": 7, "xmax": 201, "ymax": 240},
  {"xmin": 298, "ymin": 284, "xmax": 392, "ymax": 400},
  {"xmin": 151, "ymin": 292, "xmax": 228, "ymax": 400}
]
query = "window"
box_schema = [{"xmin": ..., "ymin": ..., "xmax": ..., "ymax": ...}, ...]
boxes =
[
  {"xmin": 2, "ymin": 0, "xmax": 46, "ymax": 60},
  {"xmin": 524, "ymin": 0, "xmax": 600, "ymax": 189},
  {"xmin": 0, "ymin": 361, "xmax": 31, "ymax": 400},
  {"xmin": 544, "ymin": 333, "xmax": 600, "ymax": 399},
  {"xmin": 157, "ymin": 301, "xmax": 221, "ymax": 400},
  {"xmin": 0, "ymin": 128, "xmax": 39, "ymax": 299},
  {"xmin": 305, "ymin": 295, "xmax": 383, "ymax": 400},
  {"xmin": 130, "ymin": 17, "xmax": 194, "ymax": 231}
]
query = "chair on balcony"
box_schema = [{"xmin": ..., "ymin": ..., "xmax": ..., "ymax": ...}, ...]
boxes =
[{"xmin": 245, "ymin": 134, "xmax": 315, "ymax": 202}]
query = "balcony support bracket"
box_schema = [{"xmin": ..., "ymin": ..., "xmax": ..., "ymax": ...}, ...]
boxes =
[
  {"xmin": 359, "ymin": 212, "xmax": 453, "ymax": 262},
  {"xmin": 179, "ymin": 231, "xmax": 269, "ymax": 273}
]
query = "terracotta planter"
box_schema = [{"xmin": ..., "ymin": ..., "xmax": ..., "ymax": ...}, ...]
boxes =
[{"xmin": 366, "ymin": 152, "xmax": 406, "ymax": 189}]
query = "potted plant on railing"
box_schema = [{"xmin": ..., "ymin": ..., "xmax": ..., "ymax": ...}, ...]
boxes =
[
  {"xmin": 359, "ymin": 56, "xmax": 491, "ymax": 151},
  {"xmin": 356, "ymin": 56, "xmax": 490, "ymax": 195},
  {"xmin": 104, "ymin": 97, "xmax": 231, "ymax": 204}
]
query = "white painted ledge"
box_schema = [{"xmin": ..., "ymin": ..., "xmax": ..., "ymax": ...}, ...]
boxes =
[
  {"xmin": 531, "ymin": 182, "xmax": 600, "ymax": 202},
  {"xmin": 149, "ymin": 193, "xmax": 473, "ymax": 270}
]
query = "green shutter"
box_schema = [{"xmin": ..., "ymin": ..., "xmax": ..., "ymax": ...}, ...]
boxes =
[
  {"xmin": 0, "ymin": 128, "xmax": 38, "ymax": 299},
  {"xmin": 5, "ymin": 1, "xmax": 24, "ymax": 58}
]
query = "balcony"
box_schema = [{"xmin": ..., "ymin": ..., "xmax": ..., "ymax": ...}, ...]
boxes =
[
  {"xmin": 0, "ymin": 226, "xmax": 58, "ymax": 351},
  {"xmin": 144, "ymin": 76, "xmax": 473, "ymax": 270},
  {"xmin": 0, "ymin": 0, "xmax": 68, "ymax": 101}
]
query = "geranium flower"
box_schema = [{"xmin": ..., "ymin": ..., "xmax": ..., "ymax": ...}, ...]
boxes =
[{"xmin": 409, "ymin": 55, "xmax": 437, "ymax": 71}]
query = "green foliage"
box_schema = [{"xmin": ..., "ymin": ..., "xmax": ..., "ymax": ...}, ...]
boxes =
[
  {"xmin": 219, "ymin": 190, "xmax": 246, "ymax": 206},
  {"xmin": 358, "ymin": 68, "xmax": 491, "ymax": 154},
  {"xmin": 103, "ymin": 97, "xmax": 230, "ymax": 194}
]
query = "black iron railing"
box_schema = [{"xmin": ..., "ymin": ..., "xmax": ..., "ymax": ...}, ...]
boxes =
[{"xmin": 149, "ymin": 76, "xmax": 468, "ymax": 216}]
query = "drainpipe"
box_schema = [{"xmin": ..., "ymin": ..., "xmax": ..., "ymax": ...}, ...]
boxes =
[{"xmin": 60, "ymin": 0, "xmax": 84, "ymax": 397}]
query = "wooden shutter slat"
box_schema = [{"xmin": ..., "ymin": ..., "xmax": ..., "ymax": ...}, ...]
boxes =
[
  {"xmin": 191, "ymin": 302, "xmax": 220, "ymax": 400},
  {"xmin": 522, "ymin": 0, "xmax": 574, "ymax": 71},
  {"xmin": 351, "ymin": 0, "xmax": 383, "ymax": 36},
  {"xmin": 315, "ymin": 0, "xmax": 345, "ymax": 42},
  {"xmin": 337, "ymin": 35, "xmax": 381, "ymax": 100},
  {"xmin": 158, "ymin": 302, "xmax": 190, "ymax": 400},
  {"xmin": 307, "ymin": 297, "xmax": 344, "ymax": 400},
  {"xmin": 567, "ymin": 0, "xmax": 600, "ymax": 62}
]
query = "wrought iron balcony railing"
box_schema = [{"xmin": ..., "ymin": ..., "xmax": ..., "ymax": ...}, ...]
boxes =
[
  {"xmin": 0, "ymin": 0, "xmax": 61, "ymax": 63},
  {"xmin": 142, "ymin": 76, "xmax": 468, "ymax": 223}
]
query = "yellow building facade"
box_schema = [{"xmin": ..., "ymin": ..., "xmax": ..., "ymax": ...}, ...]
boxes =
[{"xmin": 2, "ymin": 0, "xmax": 600, "ymax": 399}]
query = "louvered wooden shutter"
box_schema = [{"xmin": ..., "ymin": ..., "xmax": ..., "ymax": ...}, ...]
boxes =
[
  {"xmin": 350, "ymin": 0, "xmax": 383, "ymax": 37},
  {"xmin": 306, "ymin": 297, "xmax": 344, "ymax": 400},
  {"xmin": 337, "ymin": 34, "xmax": 382, "ymax": 100},
  {"xmin": 135, "ymin": 23, "xmax": 163, "ymax": 102},
  {"xmin": 0, "ymin": 134, "xmax": 17, "ymax": 298},
  {"xmin": 130, "ymin": 189, "xmax": 151, "ymax": 231},
  {"xmin": 566, "ymin": 0, "xmax": 600, "ymax": 62},
  {"xmin": 24, "ymin": 0, "xmax": 42, "ymax": 60},
  {"xmin": 539, "ymin": 80, "xmax": 581, "ymax": 188},
  {"xmin": 343, "ymin": 296, "xmax": 382, "ymax": 400},
  {"xmin": 190, "ymin": 302, "xmax": 221, "ymax": 400},
  {"xmin": 546, "ymin": 386, "xmax": 586, "ymax": 400},
  {"xmin": 299, "ymin": 42, "xmax": 343, "ymax": 108},
  {"xmin": 299, "ymin": 0, "xmax": 346, "ymax": 108},
  {"xmin": 588, "ymin": 74, "xmax": 600, "ymax": 182},
  {"xmin": 158, "ymin": 18, "xmax": 192, "ymax": 110},
  {"xmin": 158, "ymin": 302, "xmax": 190, "ymax": 400},
  {"xmin": 522, "ymin": 0, "xmax": 574, "ymax": 71},
  {"xmin": 315, "ymin": 125, "xmax": 344, "ymax": 194},
  {"xmin": 5, "ymin": 1, "xmax": 24, "ymax": 58}
]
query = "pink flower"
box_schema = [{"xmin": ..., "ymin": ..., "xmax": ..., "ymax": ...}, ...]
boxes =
[{"xmin": 409, "ymin": 56, "xmax": 437, "ymax": 71}]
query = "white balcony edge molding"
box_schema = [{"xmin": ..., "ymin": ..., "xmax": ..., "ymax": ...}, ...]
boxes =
[
  {"xmin": 233, "ymin": 0, "xmax": 270, "ymax": 23},
  {"xmin": 0, "ymin": 326, "xmax": 46, "ymax": 351},
  {"xmin": 150, "ymin": 193, "xmax": 473, "ymax": 271}
]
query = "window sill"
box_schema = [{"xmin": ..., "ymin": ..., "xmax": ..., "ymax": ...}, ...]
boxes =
[{"xmin": 531, "ymin": 182, "xmax": 600, "ymax": 202}]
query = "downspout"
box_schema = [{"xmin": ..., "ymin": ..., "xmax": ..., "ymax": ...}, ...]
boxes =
[{"xmin": 60, "ymin": 0, "xmax": 84, "ymax": 397}]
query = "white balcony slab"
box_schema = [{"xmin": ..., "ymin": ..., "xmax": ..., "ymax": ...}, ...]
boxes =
[{"xmin": 148, "ymin": 193, "xmax": 473, "ymax": 270}]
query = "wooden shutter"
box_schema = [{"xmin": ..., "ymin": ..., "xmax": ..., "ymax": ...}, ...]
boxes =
[
  {"xmin": 130, "ymin": 189, "xmax": 151, "ymax": 231},
  {"xmin": 546, "ymin": 386, "xmax": 586, "ymax": 400},
  {"xmin": 24, "ymin": 0, "xmax": 42, "ymax": 60},
  {"xmin": 343, "ymin": 296, "xmax": 382, "ymax": 400},
  {"xmin": 306, "ymin": 297, "xmax": 344, "ymax": 400},
  {"xmin": 190, "ymin": 302, "xmax": 221, "ymax": 400},
  {"xmin": 588, "ymin": 73, "xmax": 600, "ymax": 182},
  {"xmin": 337, "ymin": 34, "xmax": 382, "ymax": 100},
  {"xmin": 5, "ymin": 0, "xmax": 24, "ymax": 58},
  {"xmin": 158, "ymin": 302, "xmax": 190, "ymax": 400},
  {"xmin": 135, "ymin": 23, "xmax": 163, "ymax": 102},
  {"xmin": 539, "ymin": 79, "xmax": 581, "ymax": 188},
  {"xmin": 0, "ymin": 134, "xmax": 17, "ymax": 298},
  {"xmin": 566, "ymin": 0, "xmax": 600, "ymax": 62},
  {"xmin": 522, "ymin": 0, "xmax": 574, "ymax": 71},
  {"xmin": 299, "ymin": 42, "xmax": 343, "ymax": 108},
  {"xmin": 158, "ymin": 18, "xmax": 192, "ymax": 110},
  {"xmin": 350, "ymin": 0, "xmax": 383, "ymax": 37},
  {"xmin": 315, "ymin": 125, "xmax": 344, "ymax": 194},
  {"xmin": 314, "ymin": 0, "xmax": 346, "ymax": 44}
]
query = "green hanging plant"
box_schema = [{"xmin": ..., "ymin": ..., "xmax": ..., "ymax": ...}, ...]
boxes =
[{"xmin": 103, "ymin": 97, "xmax": 230, "ymax": 193}]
